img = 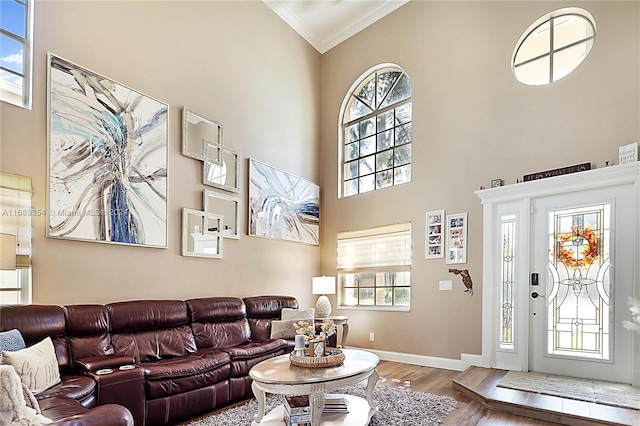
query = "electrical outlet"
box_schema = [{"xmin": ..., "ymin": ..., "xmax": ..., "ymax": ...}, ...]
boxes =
[
  {"xmin": 369, "ymin": 332, "xmax": 375, "ymax": 342},
  {"xmin": 439, "ymin": 280, "xmax": 453, "ymax": 291}
]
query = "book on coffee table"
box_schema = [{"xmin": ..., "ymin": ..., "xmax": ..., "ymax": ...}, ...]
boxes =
[{"xmin": 323, "ymin": 393, "xmax": 348, "ymax": 413}]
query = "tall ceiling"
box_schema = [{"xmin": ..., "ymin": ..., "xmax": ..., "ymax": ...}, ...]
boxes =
[{"xmin": 263, "ymin": 0, "xmax": 410, "ymax": 54}]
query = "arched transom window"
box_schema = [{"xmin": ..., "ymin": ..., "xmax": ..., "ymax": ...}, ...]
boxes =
[{"xmin": 340, "ymin": 65, "xmax": 412, "ymax": 198}]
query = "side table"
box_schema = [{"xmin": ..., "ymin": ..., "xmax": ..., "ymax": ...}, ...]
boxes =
[{"xmin": 315, "ymin": 316, "xmax": 348, "ymax": 348}]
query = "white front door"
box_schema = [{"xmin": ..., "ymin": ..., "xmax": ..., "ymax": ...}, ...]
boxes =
[{"xmin": 530, "ymin": 184, "xmax": 634, "ymax": 383}]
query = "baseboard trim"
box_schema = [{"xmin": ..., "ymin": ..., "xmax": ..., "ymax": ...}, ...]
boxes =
[{"xmin": 349, "ymin": 347, "xmax": 483, "ymax": 371}]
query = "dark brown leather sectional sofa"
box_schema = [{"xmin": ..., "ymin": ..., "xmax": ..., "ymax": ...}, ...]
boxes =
[{"xmin": 0, "ymin": 295, "xmax": 325, "ymax": 425}]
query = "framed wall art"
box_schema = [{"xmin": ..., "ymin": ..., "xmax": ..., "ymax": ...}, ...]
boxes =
[
  {"xmin": 248, "ymin": 158, "xmax": 319, "ymax": 245},
  {"xmin": 47, "ymin": 53, "xmax": 168, "ymax": 248},
  {"xmin": 425, "ymin": 209, "xmax": 444, "ymax": 259},
  {"xmin": 446, "ymin": 213, "xmax": 467, "ymax": 264}
]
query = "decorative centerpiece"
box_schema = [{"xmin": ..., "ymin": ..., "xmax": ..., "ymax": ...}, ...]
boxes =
[{"xmin": 289, "ymin": 320, "xmax": 344, "ymax": 368}]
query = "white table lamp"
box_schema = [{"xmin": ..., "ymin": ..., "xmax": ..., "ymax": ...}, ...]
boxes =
[{"xmin": 312, "ymin": 276, "xmax": 335, "ymax": 318}]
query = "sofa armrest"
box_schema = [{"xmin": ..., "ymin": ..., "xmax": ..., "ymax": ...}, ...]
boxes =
[
  {"xmin": 48, "ymin": 404, "xmax": 134, "ymax": 426},
  {"xmin": 74, "ymin": 355, "xmax": 135, "ymax": 372}
]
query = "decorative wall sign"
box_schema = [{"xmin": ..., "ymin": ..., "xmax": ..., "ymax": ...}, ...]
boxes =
[
  {"xmin": 47, "ymin": 54, "xmax": 168, "ymax": 248},
  {"xmin": 619, "ymin": 142, "xmax": 638, "ymax": 165},
  {"xmin": 248, "ymin": 159, "xmax": 319, "ymax": 245},
  {"xmin": 425, "ymin": 210, "xmax": 444, "ymax": 259},
  {"xmin": 446, "ymin": 213, "xmax": 467, "ymax": 264},
  {"xmin": 523, "ymin": 162, "xmax": 591, "ymax": 182}
]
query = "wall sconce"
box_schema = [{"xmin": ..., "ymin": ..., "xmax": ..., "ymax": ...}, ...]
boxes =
[
  {"xmin": 0, "ymin": 234, "xmax": 17, "ymax": 270},
  {"xmin": 312, "ymin": 276, "xmax": 336, "ymax": 318}
]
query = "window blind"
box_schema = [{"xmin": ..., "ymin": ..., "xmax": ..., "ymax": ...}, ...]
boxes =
[
  {"xmin": 0, "ymin": 173, "xmax": 33, "ymax": 261},
  {"xmin": 337, "ymin": 223, "xmax": 411, "ymax": 269}
]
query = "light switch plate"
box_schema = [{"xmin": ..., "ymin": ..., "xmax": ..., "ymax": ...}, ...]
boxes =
[{"xmin": 439, "ymin": 280, "xmax": 453, "ymax": 291}]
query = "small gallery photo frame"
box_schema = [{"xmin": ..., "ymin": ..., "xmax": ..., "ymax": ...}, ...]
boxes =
[
  {"xmin": 491, "ymin": 178, "xmax": 503, "ymax": 188},
  {"xmin": 446, "ymin": 213, "xmax": 467, "ymax": 264},
  {"xmin": 425, "ymin": 210, "xmax": 445, "ymax": 259}
]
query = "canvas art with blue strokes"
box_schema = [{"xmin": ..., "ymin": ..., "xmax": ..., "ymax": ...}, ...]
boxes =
[
  {"xmin": 249, "ymin": 159, "xmax": 319, "ymax": 245},
  {"xmin": 47, "ymin": 54, "xmax": 168, "ymax": 248}
]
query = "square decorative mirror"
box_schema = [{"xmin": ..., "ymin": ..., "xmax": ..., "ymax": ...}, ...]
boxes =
[
  {"xmin": 203, "ymin": 141, "xmax": 239, "ymax": 193},
  {"xmin": 182, "ymin": 107, "xmax": 223, "ymax": 162},
  {"xmin": 182, "ymin": 208, "xmax": 223, "ymax": 258},
  {"xmin": 204, "ymin": 190, "xmax": 240, "ymax": 239}
]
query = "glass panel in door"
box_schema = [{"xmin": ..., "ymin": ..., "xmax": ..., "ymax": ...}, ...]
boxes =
[{"xmin": 546, "ymin": 204, "xmax": 610, "ymax": 360}]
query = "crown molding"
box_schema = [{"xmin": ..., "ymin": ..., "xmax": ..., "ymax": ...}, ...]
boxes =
[{"xmin": 264, "ymin": 0, "xmax": 409, "ymax": 54}]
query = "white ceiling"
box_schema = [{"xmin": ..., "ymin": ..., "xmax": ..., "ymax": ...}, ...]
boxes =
[{"xmin": 263, "ymin": 0, "xmax": 410, "ymax": 54}]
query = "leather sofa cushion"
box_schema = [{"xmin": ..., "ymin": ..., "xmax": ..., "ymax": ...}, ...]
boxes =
[
  {"xmin": 0, "ymin": 305, "xmax": 71, "ymax": 371},
  {"xmin": 111, "ymin": 325, "xmax": 197, "ymax": 363},
  {"xmin": 243, "ymin": 296, "xmax": 299, "ymax": 342},
  {"xmin": 191, "ymin": 320, "xmax": 251, "ymax": 349},
  {"xmin": 39, "ymin": 397, "xmax": 134, "ymax": 425},
  {"xmin": 247, "ymin": 318, "xmax": 272, "ymax": 342},
  {"xmin": 107, "ymin": 300, "xmax": 190, "ymax": 332},
  {"xmin": 142, "ymin": 350, "xmax": 230, "ymax": 380},
  {"xmin": 36, "ymin": 374, "xmax": 96, "ymax": 405},
  {"xmin": 187, "ymin": 297, "xmax": 246, "ymax": 322},
  {"xmin": 221, "ymin": 339, "xmax": 286, "ymax": 360},
  {"xmin": 144, "ymin": 351, "xmax": 231, "ymax": 399},
  {"xmin": 228, "ymin": 349, "xmax": 286, "ymax": 378},
  {"xmin": 65, "ymin": 305, "xmax": 114, "ymax": 360},
  {"xmin": 243, "ymin": 296, "xmax": 298, "ymax": 318},
  {"xmin": 39, "ymin": 397, "xmax": 89, "ymax": 420}
]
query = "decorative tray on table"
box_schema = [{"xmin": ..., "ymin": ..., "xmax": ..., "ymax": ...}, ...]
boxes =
[{"xmin": 289, "ymin": 347, "xmax": 345, "ymax": 368}]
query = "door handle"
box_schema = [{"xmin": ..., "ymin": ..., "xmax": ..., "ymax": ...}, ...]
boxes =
[{"xmin": 531, "ymin": 291, "xmax": 545, "ymax": 299}]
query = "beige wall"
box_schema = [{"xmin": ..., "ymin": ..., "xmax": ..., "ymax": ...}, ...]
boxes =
[
  {"xmin": 1, "ymin": 0, "xmax": 638, "ymax": 363},
  {"xmin": 319, "ymin": 1, "xmax": 639, "ymax": 358},
  {"xmin": 0, "ymin": 1, "xmax": 321, "ymax": 306}
]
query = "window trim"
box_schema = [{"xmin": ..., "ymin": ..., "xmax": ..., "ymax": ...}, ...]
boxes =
[
  {"xmin": 0, "ymin": 0, "xmax": 34, "ymax": 109},
  {"xmin": 511, "ymin": 7, "xmax": 596, "ymax": 86},
  {"xmin": 338, "ymin": 63, "xmax": 412, "ymax": 198}
]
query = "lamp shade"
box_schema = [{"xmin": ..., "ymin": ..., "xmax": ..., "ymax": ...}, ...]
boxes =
[
  {"xmin": 312, "ymin": 276, "xmax": 335, "ymax": 295},
  {"xmin": 0, "ymin": 234, "xmax": 17, "ymax": 270}
]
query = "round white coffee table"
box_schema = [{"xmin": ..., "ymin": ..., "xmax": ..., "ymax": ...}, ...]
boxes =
[{"xmin": 249, "ymin": 348, "xmax": 379, "ymax": 425}]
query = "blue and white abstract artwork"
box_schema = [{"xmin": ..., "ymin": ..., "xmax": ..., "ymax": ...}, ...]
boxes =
[
  {"xmin": 249, "ymin": 159, "xmax": 319, "ymax": 245},
  {"xmin": 47, "ymin": 54, "xmax": 168, "ymax": 248}
]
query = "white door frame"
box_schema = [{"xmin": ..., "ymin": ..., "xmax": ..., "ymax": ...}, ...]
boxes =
[{"xmin": 476, "ymin": 162, "xmax": 640, "ymax": 385}]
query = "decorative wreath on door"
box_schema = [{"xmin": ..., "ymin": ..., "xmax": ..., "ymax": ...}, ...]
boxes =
[{"xmin": 557, "ymin": 226, "xmax": 599, "ymax": 268}]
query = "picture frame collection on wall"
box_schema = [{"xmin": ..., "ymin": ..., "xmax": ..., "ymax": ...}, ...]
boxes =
[
  {"xmin": 425, "ymin": 209, "xmax": 467, "ymax": 265},
  {"xmin": 46, "ymin": 53, "xmax": 321, "ymax": 258}
]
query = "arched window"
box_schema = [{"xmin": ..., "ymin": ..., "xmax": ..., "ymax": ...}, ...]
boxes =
[
  {"xmin": 512, "ymin": 8, "xmax": 596, "ymax": 86},
  {"xmin": 339, "ymin": 65, "xmax": 412, "ymax": 197}
]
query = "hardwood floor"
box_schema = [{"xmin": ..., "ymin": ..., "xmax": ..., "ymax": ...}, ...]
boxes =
[
  {"xmin": 375, "ymin": 360, "xmax": 557, "ymax": 425},
  {"xmin": 376, "ymin": 361, "xmax": 639, "ymax": 426},
  {"xmin": 183, "ymin": 360, "xmax": 639, "ymax": 425}
]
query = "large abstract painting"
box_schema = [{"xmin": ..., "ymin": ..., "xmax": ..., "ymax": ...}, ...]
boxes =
[
  {"xmin": 249, "ymin": 159, "xmax": 319, "ymax": 245},
  {"xmin": 47, "ymin": 54, "xmax": 168, "ymax": 248}
]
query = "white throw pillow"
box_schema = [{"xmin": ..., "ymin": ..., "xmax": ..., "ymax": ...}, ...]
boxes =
[
  {"xmin": 270, "ymin": 319, "xmax": 302, "ymax": 340},
  {"xmin": 1, "ymin": 337, "xmax": 61, "ymax": 395},
  {"xmin": 281, "ymin": 307, "xmax": 315, "ymax": 321}
]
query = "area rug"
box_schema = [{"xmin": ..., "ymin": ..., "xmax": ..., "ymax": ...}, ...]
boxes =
[
  {"xmin": 497, "ymin": 371, "xmax": 640, "ymax": 410},
  {"xmin": 187, "ymin": 381, "xmax": 457, "ymax": 426}
]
